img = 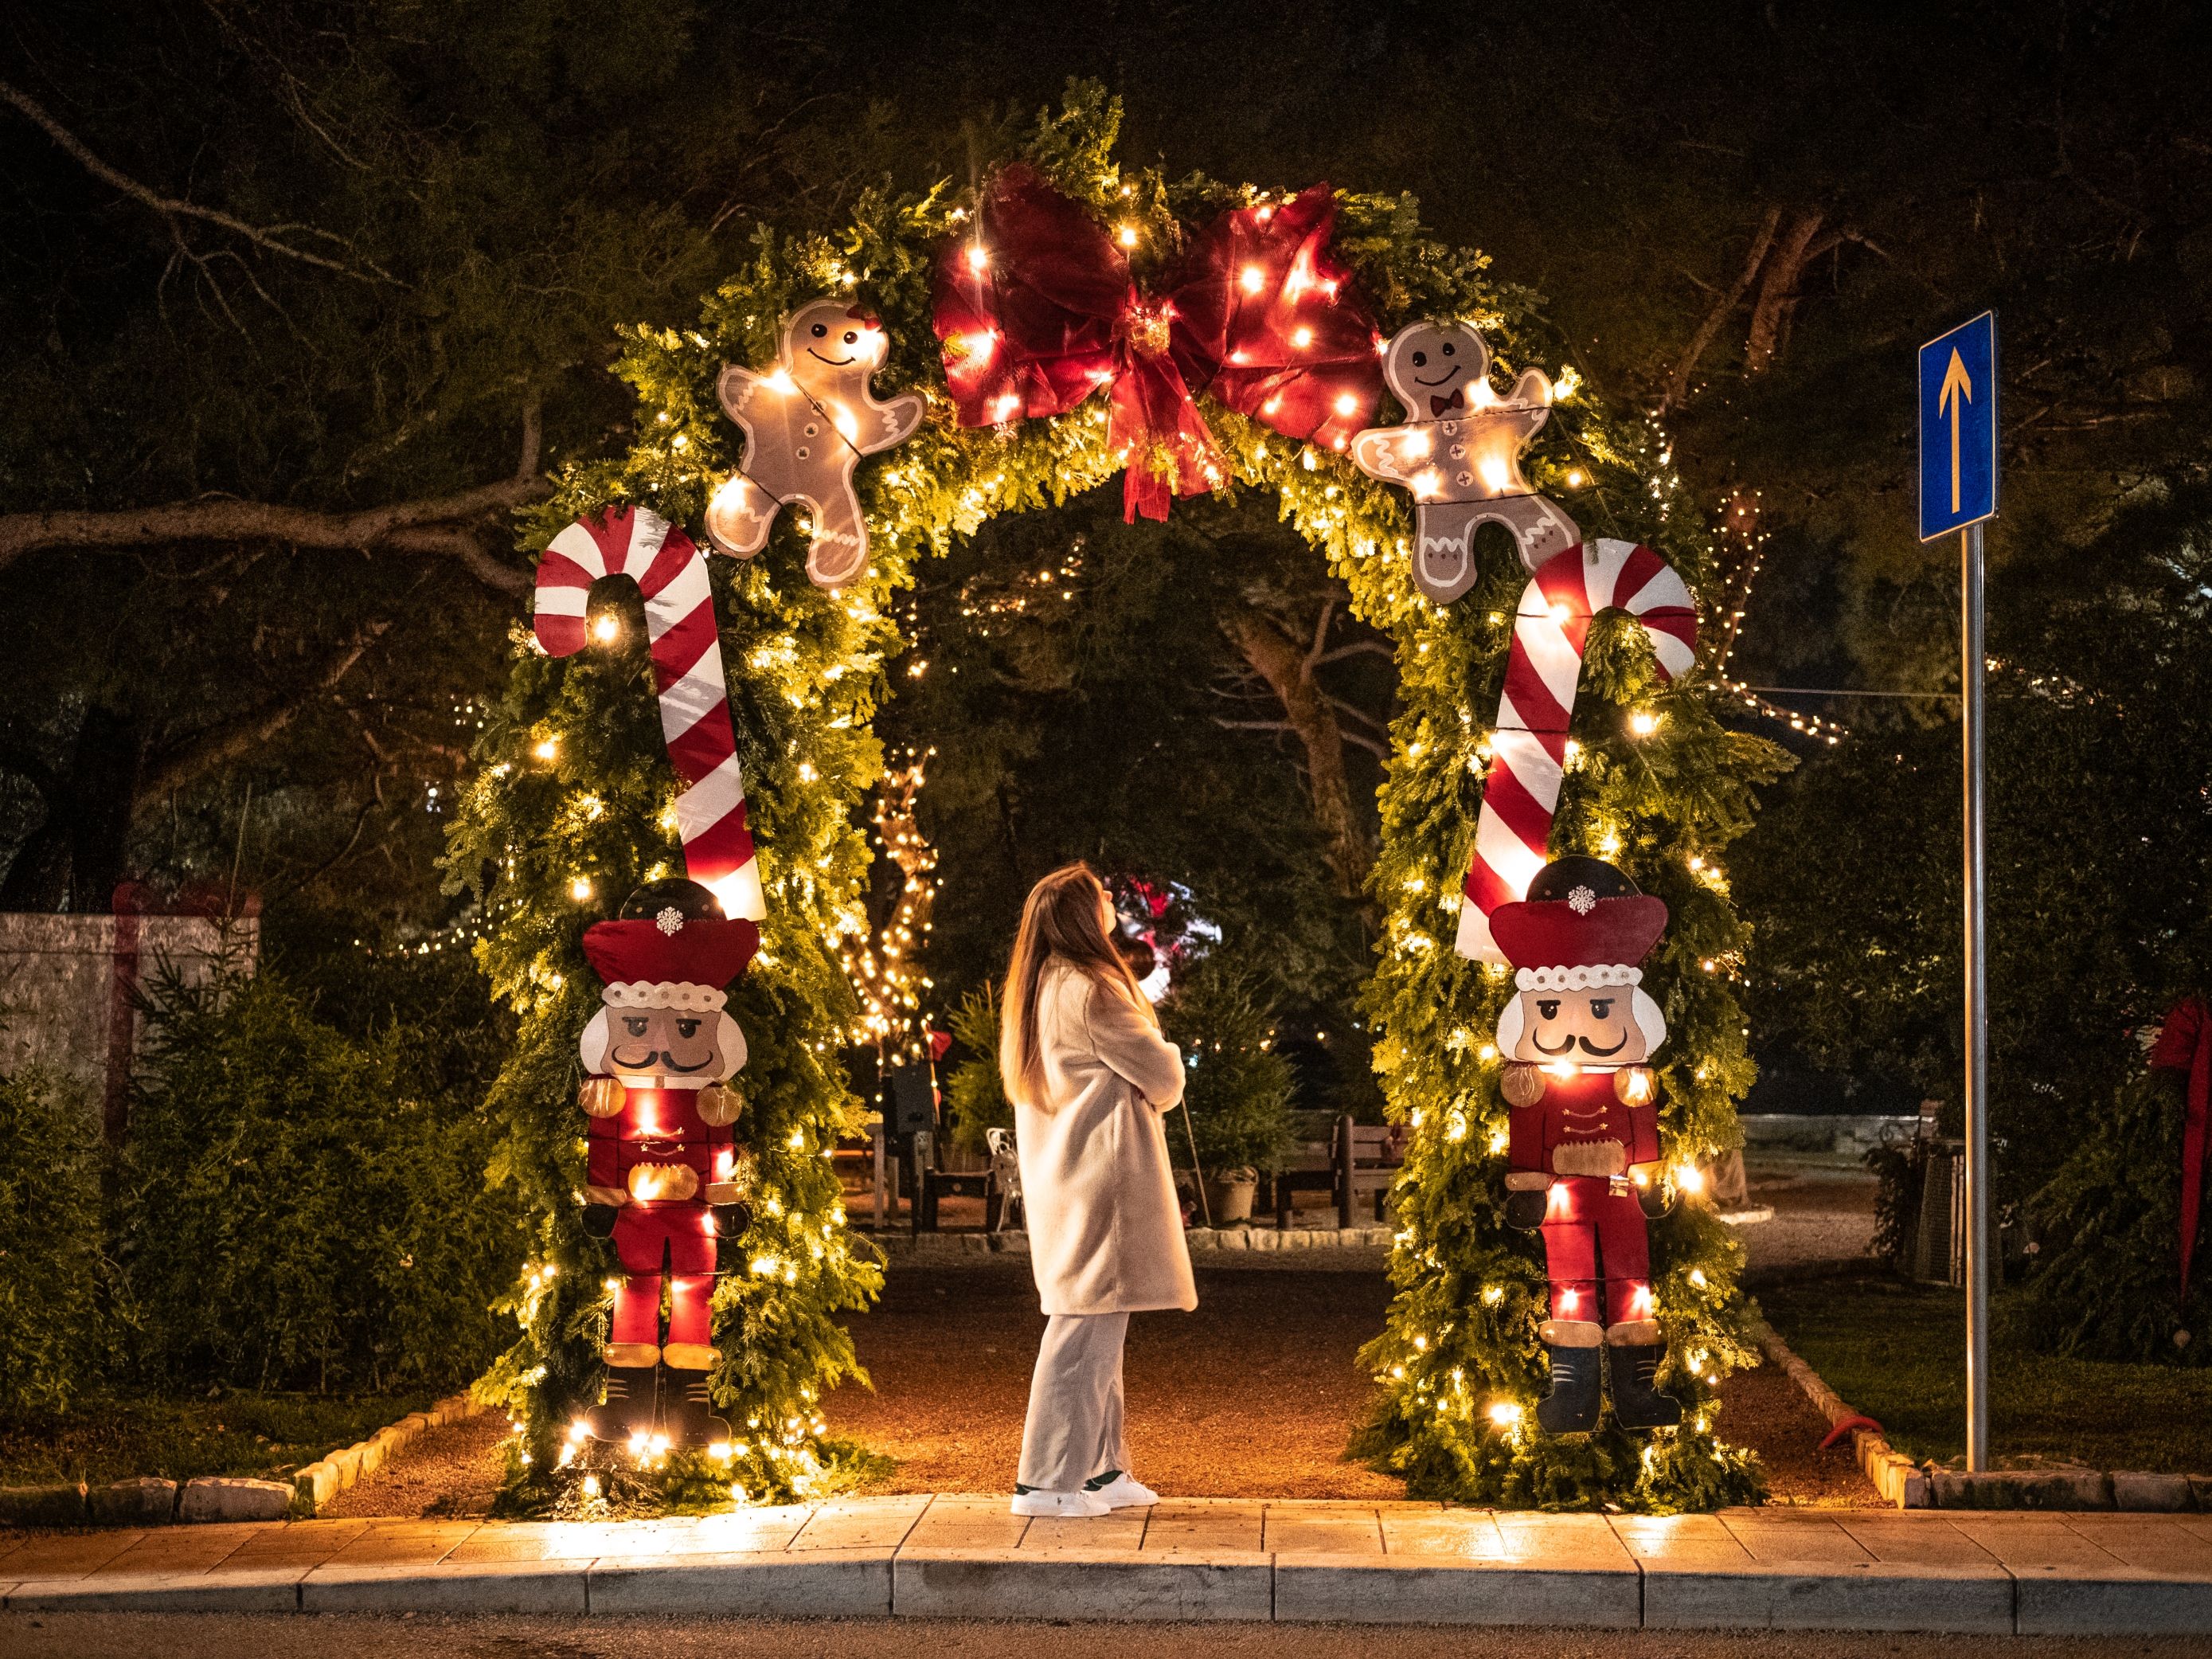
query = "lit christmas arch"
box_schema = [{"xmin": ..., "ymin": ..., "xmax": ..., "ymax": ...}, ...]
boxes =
[{"xmin": 450, "ymin": 88, "xmax": 1782, "ymax": 1512}]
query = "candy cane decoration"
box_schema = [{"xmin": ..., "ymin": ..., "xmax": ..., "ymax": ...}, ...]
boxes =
[
  {"xmin": 1456, "ymin": 539, "xmax": 1698, "ymax": 962},
  {"xmin": 532, "ymin": 507, "xmax": 766, "ymax": 921}
]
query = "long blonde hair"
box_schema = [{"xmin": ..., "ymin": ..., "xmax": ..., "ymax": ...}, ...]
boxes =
[{"xmin": 999, "ymin": 862, "xmax": 1153, "ymax": 1107}]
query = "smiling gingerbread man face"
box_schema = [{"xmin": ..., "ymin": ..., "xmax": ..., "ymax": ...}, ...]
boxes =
[
  {"xmin": 1382, "ymin": 321, "xmax": 1491, "ymax": 417},
  {"xmin": 782, "ymin": 299, "xmax": 891, "ymax": 392}
]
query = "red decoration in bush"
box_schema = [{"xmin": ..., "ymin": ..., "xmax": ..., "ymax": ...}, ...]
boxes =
[{"xmin": 932, "ymin": 166, "xmax": 1383, "ymax": 522}]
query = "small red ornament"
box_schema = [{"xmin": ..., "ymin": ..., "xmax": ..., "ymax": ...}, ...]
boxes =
[{"xmin": 931, "ymin": 166, "xmax": 1384, "ymax": 522}]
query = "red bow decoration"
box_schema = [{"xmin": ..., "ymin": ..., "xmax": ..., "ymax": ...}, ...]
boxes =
[
  {"xmin": 932, "ymin": 165, "xmax": 1384, "ymax": 522},
  {"xmin": 2151, "ymin": 998, "xmax": 2212, "ymax": 1304}
]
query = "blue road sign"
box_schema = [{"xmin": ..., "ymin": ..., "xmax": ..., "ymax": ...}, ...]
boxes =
[{"xmin": 1920, "ymin": 311, "xmax": 1998, "ymax": 541}]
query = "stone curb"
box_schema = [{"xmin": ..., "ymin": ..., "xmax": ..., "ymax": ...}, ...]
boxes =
[
  {"xmin": 8, "ymin": 1546, "xmax": 2211, "ymax": 1633},
  {"xmin": 1751, "ymin": 1315, "xmax": 2209, "ymax": 1513},
  {"xmin": 1, "ymin": 1393, "xmax": 488, "ymax": 1530},
  {"xmin": 1749, "ymin": 1315, "xmax": 1929, "ymax": 1508},
  {"xmin": 291, "ymin": 1391, "xmax": 487, "ymax": 1518}
]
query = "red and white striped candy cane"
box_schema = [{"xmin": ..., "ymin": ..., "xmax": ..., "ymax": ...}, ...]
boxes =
[
  {"xmin": 1456, "ymin": 539, "xmax": 1698, "ymax": 962},
  {"xmin": 532, "ymin": 507, "xmax": 765, "ymax": 921}
]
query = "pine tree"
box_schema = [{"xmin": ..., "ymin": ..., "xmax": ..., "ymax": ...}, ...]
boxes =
[
  {"xmin": 446, "ymin": 82, "xmax": 1784, "ymax": 1512},
  {"xmin": 2015, "ymin": 1041, "xmax": 2211, "ymax": 1364},
  {"xmin": 1342, "ymin": 499, "xmax": 1787, "ymax": 1506}
]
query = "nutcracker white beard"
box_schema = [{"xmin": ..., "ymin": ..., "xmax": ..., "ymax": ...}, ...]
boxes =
[
  {"xmin": 1496, "ymin": 985, "xmax": 1666, "ymax": 1066},
  {"xmin": 578, "ymin": 1005, "xmax": 746, "ymax": 1082}
]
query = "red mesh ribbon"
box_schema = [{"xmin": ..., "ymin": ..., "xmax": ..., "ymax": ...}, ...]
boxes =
[
  {"xmin": 932, "ymin": 165, "xmax": 1383, "ymax": 522},
  {"xmin": 2151, "ymin": 997, "xmax": 2212, "ymax": 1304}
]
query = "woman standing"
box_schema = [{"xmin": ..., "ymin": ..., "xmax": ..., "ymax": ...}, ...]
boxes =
[{"xmin": 999, "ymin": 863, "xmax": 1194, "ymax": 1517}]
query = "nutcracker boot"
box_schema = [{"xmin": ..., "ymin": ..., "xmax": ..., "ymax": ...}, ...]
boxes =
[
  {"xmin": 592, "ymin": 1345, "xmax": 662, "ymax": 1443},
  {"xmin": 662, "ymin": 1360, "xmax": 731, "ymax": 1449},
  {"xmin": 659, "ymin": 1260, "xmax": 726, "ymax": 1448},
  {"xmin": 1606, "ymin": 1325, "xmax": 1682, "ymax": 1430},
  {"xmin": 1534, "ymin": 1321, "xmax": 1604, "ymax": 1434}
]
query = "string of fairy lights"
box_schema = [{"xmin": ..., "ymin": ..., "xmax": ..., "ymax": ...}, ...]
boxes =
[
  {"xmin": 1701, "ymin": 487, "xmax": 1847, "ymax": 745},
  {"xmin": 841, "ymin": 747, "xmax": 940, "ymax": 1065}
]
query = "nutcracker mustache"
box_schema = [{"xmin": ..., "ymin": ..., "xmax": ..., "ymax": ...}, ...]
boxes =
[
  {"xmin": 1532, "ymin": 1030, "xmax": 1632, "ymax": 1058},
  {"xmin": 609, "ymin": 1047, "xmax": 716, "ymax": 1073}
]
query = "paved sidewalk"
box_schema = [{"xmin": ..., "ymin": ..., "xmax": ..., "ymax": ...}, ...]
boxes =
[{"xmin": 3, "ymin": 1497, "xmax": 2208, "ymax": 1634}]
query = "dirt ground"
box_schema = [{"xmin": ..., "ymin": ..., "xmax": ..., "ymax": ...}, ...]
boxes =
[{"xmin": 330, "ymin": 1256, "xmax": 1870, "ymax": 1516}]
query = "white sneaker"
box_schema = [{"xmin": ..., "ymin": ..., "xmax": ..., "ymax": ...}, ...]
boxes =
[
  {"xmin": 1087, "ymin": 1473, "xmax": 1159, "ymax": 1508},
  {"xmin": 1010, "ymin": 1488, "xmax": 1111, "ymax": 1517}
]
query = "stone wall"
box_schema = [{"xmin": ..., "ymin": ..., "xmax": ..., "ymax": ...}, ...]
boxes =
[{"xmin": 0, "ymin": 907, "xmax": 258, "ymax": 1135}]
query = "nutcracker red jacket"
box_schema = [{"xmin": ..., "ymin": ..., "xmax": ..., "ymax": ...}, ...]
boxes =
[
  {"xmin": 584, "ymin": 1085, "xmax": 731, "ymax": 1206},
  {"xmin": 1508, "ymin": 1069, "xmax": 1660, "ymax": 1177}
]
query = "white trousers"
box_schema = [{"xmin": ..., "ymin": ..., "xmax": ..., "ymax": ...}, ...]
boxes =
[{"xmin": 1016, "ymin": 1311, "xmax": 1130, "ymax": 1492}]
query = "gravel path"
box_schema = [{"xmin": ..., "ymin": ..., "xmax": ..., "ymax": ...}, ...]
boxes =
[{"xmin": 330, "ymin": 1257, "xmax": 1873, "ymax": 1514}]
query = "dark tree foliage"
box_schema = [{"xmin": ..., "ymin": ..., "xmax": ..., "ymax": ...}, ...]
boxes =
[
  {"xmin": 1739, "ymin": 486, "xmax": 2212, "ymax": 1192},
  {"xmin": 2014, "ymin": 1058, "xmax": 2212, "ymax": 1364},
  {"xmin": 0, "ymin": 1069, "xmax": 107, "ymax": 1414},
  {"xmin": 120, "ymin": 968, "xmax": 522, "ymax": 1393}
]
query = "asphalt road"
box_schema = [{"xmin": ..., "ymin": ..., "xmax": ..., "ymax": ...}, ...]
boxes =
[{"xmin": 0, "ymin": 1615, "xmax": 2198, "ymax": 1659}]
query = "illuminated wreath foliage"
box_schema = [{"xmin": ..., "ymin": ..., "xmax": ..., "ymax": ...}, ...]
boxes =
[{"xmin": 447, "ymin": 84, "xmax": 1785, "ymax": 1511}]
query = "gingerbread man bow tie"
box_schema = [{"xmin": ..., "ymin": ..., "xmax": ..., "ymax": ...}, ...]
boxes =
[
  {"xmin": 1429, "ymin": 389, "xmax": 1466, "ymax": 417},
  {"xmin": 932, "ymin": 165, "xmax": 1385, "ymax": 522}
]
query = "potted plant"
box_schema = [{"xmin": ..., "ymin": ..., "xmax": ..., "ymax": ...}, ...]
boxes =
[{"xmin": 1159, "ymin": 957, "xmax": 1296, "ymax": 1225}]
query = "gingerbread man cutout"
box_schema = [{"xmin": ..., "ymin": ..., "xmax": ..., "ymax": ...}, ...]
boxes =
[
  {"xmin": 704, "ymin": 300, "xmax": 926, "ymax": 589},
  {"xmin": 1350, "ymin": 321, "xmax": 1579, "ymax": 604}
]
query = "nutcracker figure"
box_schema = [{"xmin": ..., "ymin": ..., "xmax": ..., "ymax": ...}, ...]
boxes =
[
  {"xmin": 576, "ymin": 878, "xmax": 757, "ymax": 1447},
  {"xmin": 1493, "ymin": 855, "xmax": 1682, "ymax": 1433}
]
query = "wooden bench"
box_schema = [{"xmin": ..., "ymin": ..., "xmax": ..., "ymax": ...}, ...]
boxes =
[{"xmin": 1270, "ymin": 1113, "xmax": 1409, "ymax": 1230}]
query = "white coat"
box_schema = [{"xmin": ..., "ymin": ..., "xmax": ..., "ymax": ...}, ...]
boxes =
[{"xmin": 1015, "ymin": 960, "xmax": 1197, "ymax": 1317}]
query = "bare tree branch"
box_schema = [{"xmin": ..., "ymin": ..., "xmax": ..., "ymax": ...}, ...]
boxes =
[
  {"xmin": 1660, "ymin": 206, "xmax": 1780, "ymax": 414},
  {"xmin": 0, "ymin": 76, "xmax": 400, "ymax": 286},
  {"xmin": 1218, "ymin": 604, "xmax": 1378, "ymax": 910},
  {"xmin": 1744, "ymin": 208, "xmax": 1827, "ymax": 375},
  {"xmin": 0, "ymin": 401, "xmax": 544, "ymax": 593},
  {"xmin": 1315, "ymin": 640, "xmax": 1396, "ymax": 666},
  {"xmin": 139, "ymin": 619, "xmax": 393, "ymax": 800}
]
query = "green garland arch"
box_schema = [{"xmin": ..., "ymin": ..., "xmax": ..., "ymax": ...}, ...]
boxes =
[{"xmin": 447, "ymin": 84, "xmax": 1785, "ymax": 1512}]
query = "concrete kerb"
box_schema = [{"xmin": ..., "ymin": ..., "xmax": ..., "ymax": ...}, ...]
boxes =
[
  {"xmin": 3, "ymin": 1540, "xmax": 2211, "ymax": 1631},
  {"xmin": 892, "ymin": 1547, "xmax": 1274, "ymax": 1622},
  {"xmin": 1638, "ymin": 1558, "xmax": 2015, "ymax": 1634},
  {"xmin": 1272, "ymin": 1551, "xmax": 1641, "ymax": 1626},
  {"xmin": 291, "ymin": 1390, "xmax": 487, "ymax": 1517}
]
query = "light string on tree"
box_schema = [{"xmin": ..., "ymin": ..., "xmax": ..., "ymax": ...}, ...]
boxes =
[{"xmin": 842, "ymin": 748, "xmax": 940, "ymax": 1066}]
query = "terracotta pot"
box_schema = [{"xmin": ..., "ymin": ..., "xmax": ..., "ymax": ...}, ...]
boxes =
[{"xmin": 1207, "ymin": 1169, "xmax": 1259, "ymax": 1225}]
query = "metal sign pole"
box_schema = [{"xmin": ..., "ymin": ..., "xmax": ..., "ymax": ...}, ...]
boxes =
[{"xmin": 1962, "ymin": 519, "xmax": 1991, "ymax": 1473}]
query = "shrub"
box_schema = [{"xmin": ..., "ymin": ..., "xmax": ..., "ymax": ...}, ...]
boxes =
[
  {"xmin": 941, "ymin": 984, "xmax": 1011, "ymax": 1156},
  {"xmin": 119, "ymin": 970, "xmax": 522, "ymax": 1393},
  {"xmin": 0, "ymin": 1070, "xmax": 106, "ymax": 1414},
  {"xmin": 1159, "ymin": 957, "xmax": 1296, "ymax": 1178},
  {"xmin": 2014, "ymin": 1054, "xmax": 2212, "ymax": 1364}
]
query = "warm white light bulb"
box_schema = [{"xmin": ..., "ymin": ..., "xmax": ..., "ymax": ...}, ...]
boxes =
[
  {"xmin": 1240, "ymin": 264, "xmax": 1264, "ymax": 293},
  {"xmin": 592, "ymin": 615, "xmax": 618, "ymax": 643}
]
